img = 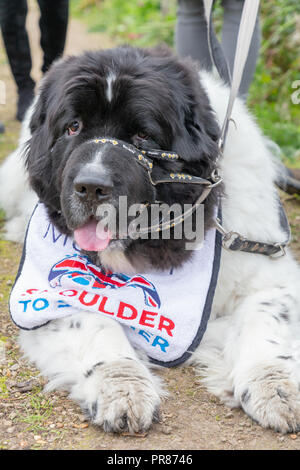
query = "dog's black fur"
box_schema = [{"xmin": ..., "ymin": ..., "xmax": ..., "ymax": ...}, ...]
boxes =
[{"xmin": 26, "ymin": 46, "xmax": 221, "ymax": 270}]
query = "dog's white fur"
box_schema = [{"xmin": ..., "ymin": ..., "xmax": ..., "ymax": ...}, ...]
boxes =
[
  {"xmin": 0, "ymin": 102, "xmax": 38, "ymax": 242},
  {"xmin": 1, "ymin": 72, "xmax": 300, "ymax": 433}
]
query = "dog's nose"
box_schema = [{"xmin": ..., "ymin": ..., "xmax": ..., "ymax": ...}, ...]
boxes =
[{"xmin": 74, "ymin": 171, "xmax": 113, "ymax": 202}]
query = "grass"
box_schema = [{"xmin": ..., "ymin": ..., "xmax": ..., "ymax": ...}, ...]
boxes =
[
  {"xmin": 0, "ymin": 375, "xmax": 9, "ymax": 398},
  {"xmin": 18, "ymin": 389, "xmax": 54, "ymax": 433}
]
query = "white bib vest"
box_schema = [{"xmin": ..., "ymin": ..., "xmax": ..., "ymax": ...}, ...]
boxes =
[{"xmin": 10, "ymin": 203, "xmax": 221, "ymax": 367}]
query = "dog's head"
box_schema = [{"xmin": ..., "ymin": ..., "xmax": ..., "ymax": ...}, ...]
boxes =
[{"xmin": 26, "ymin": 46, "xmax": 221, "ymax": 271}]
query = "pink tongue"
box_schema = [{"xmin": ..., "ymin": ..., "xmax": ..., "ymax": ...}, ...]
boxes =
[{"xmin": 74, "ymin": 219, "xmax": 111, "ymax": 252}]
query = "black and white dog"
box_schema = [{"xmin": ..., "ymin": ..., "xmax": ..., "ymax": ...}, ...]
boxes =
[{"xmin": 1, "ymin": 46, "xmax": 300, "ymax": 434}]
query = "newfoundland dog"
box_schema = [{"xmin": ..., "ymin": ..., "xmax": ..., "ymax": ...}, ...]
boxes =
[{"xmin": 1, "ymin": 46, "xmax": 300, "ymax": 434}]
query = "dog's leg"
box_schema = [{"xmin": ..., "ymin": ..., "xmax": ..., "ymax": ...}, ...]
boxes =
[
  {"xmin": 229, "ymin": 288, "xmax": 300, "ymax": 433},
  {"xmin": 19, "ymin": 312, "xmax": 163, "ymax": 433},
  {"xmin": 193, "ymin": 286, "xmax": 300, "ymax": 433}
]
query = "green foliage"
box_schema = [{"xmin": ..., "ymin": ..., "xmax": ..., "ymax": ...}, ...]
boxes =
[
  {"xmin": 19, "ymin": 391, "xmax": 53, "ymax": 432},
  {"xmin": 71, "ymin": 0, "xmax": 300, "ymax": 166},
  {"xmin": 248, "ymin": 1, "xmax": 300, "ymax": 164},
  {"xmin": 0, "ymin": 375, "xmax": 9, "ymax": 398},
  {"xmin": 71, "ymin": 0, "xmax": 176, "ymax": 46}
]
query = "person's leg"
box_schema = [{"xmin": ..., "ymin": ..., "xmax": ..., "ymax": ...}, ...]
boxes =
[
  {"xmin": 37, "ymin": 0, "xmax": 69, "ymax": 74},
  {"xmin": 175, "ymin": 0, "xmax": 212, "ymax": 70},
  {"xmin": 0, "ymin": 0, "xmax": 35, "ymax": 121},
  {"xmin": 221, "ymin": 0, "xmax": 261, "ymax": 100},
  {"xmin": 0, "ymin": 0, "xmax": 35, "ymax": 90}
]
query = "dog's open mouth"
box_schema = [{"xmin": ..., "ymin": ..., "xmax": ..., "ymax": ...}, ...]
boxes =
[{"xmin": 74, "ymin": 217, "xmax": 112, "ymax": 252}]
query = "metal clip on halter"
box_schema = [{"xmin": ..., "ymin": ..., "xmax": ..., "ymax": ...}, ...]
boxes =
[
  {"xmin": 269, "ymin": 243, "xmax": 286, "ymax": 259},
  {"xmin": 215, "ymin": 219, "xmax": 242, "ymax": 250},
  {"xmin": 215, "ymin": 219, "xmax": 289, "ymax": 257}
]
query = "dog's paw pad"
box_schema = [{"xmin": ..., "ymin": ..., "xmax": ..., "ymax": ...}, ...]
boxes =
[
  {"xmin": 240, "ymin": 374, "xmax": 300, "ymax": 433},
  {"xmin": 81, "ymin": 359, "xmax": 161, "ymax": 434}
]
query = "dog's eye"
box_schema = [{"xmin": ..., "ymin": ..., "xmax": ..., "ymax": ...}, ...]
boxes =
[
  {"xmin": 137, "ymin": 132, "xmax": 149, "ymax": 140},
  {"xmin": 133, "ymin": 133, "xmax": 159, "ymax": 150},
  {"xmin": 66, "ymin": 121, "xmax": 81, "ymax": 136}
]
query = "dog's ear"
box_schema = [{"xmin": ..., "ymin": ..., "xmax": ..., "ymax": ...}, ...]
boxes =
[
  {"xmin": 26, "ymin": 91, "xmax": 54, "ymax": 205},
  {"xmin": 25, "ymin": 63, "xmax": 67, "ymax": 209},
  {"xmin": 169, "ymin": 58, "xmax": 220, "ymax": 173},
  {"xmin": 29, "ymin": 88, "xmax": 47, "ymax": 134},
  {"xmin": 174, "ymin": 99, "xmax": 220, "ymax": 162},
  {"xmin": 29, "ymin": 63, "xmax": 66, "ymax": 149},
  {"xmin": 143, "ymin": 48, "xmax": 220, "ymax": 160}
]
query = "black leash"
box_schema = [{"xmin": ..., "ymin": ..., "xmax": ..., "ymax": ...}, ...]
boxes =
[{"xmin": 203, "ymin": 0, "xmax": 291, "ymax": 257}]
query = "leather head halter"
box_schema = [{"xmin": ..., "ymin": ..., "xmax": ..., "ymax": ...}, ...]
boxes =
[{"xmin": 92, "ymin": 137, "xmax": 222, "ymax": 235}]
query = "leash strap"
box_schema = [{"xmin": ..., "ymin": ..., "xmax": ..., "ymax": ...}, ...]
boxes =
[
  {"xmin": 203, "ymin": 0, "xmax": 291, "ymax": 257},
  {"xmin": 218, "ymin": 0, "xmax": 260, "ymax": 152},
  {"xmin": 203, "ymin": 0, "xmax": 231, "ymax": 87},
  {"xmin": 215, "ymin": 212, "xmax": 290, "ymax": 258},
  {"xmin": 203, "ymin": 0, "xmax": 260, "ymax": 152}
]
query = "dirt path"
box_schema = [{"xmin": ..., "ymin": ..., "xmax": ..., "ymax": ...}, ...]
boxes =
[{"xmin": 0, "ymin": 2, "xmax": 300, "ymax": 451}]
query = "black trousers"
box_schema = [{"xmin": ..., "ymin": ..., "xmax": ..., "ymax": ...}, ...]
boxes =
[{"xmin": 0, "ymin": 0, "xmax": 69, "ymax": 90}]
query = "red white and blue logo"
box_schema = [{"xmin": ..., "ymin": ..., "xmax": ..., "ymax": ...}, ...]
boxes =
[{"xmin": 48, "ymin": 254, "xmax": 161, "ymax": 308}]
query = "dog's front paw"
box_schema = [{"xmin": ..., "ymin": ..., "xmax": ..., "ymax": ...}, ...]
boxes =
[
  {"xmin": 238, "ymin": 367, "xmax": 300, "ymax": 433},
  {"xmin": 75, "ymin": 359, "xmax": 161, "ymax": 434}
]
